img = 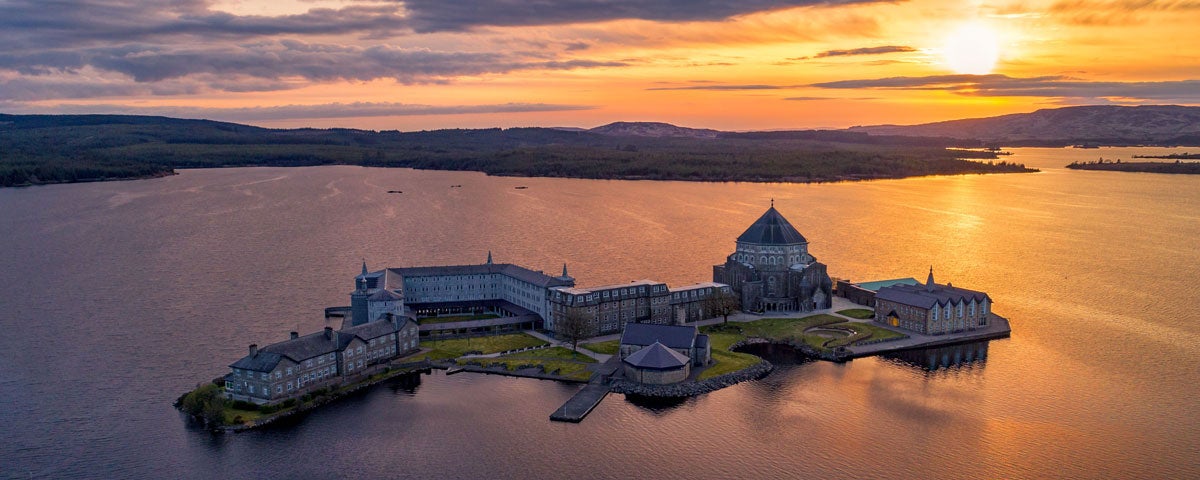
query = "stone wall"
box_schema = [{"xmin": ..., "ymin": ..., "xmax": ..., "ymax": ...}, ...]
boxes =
[{"xmin": 609, "ymin": 359, "xmax": 773, "ymax": 398}]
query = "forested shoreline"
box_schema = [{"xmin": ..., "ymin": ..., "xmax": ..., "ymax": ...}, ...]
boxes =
[{"xmin": 0, "ymin": 114, "xmax": 1035, "ymax": 187}]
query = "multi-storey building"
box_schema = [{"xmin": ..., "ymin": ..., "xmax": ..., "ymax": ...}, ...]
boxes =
[
  {"xmin": 873, "ymin": 269, "xmax": 992, "ymax": 335},
  {"xmin": 225, "ymin": 316, "xmax": 419, "ymax": 405}
]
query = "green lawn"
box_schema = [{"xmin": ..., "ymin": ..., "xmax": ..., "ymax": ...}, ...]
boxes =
[
  {"xmin": 580, "ymin": 339, "xmax": 620, "ymax": 355},
  {"xmin": 421, "ymin": 333, "xmax": 548, "ymax": 358},
  {"xmin": 700, "ymin": 314, "xmax": 900, "ymax": 354},
  {"xmin": 698, "ymin": 349, "xmax": 761, "ymax": 380},
  {"xmin": 836, "ymin": 308, "xmax": 876, "ymax": 320},
  {"xmin": 457, "ymin": 347, "xmax": 595, "ymax": 381},
  {"xmin": 419, "ymin": 313, "xmax": 501, "ymax": 325}
]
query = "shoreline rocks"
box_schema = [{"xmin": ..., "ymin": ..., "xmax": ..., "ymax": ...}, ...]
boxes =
[{"xmin": 609, "ymin": 360, "xmax": 774, "ymax": 398}]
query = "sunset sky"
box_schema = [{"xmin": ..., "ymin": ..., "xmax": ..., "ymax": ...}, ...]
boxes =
[{"xmin": 2, "ymin": 0, "xmax": 1198, "ymax": 131}]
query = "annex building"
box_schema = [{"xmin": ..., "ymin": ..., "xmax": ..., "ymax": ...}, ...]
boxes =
[
  {"xmin": 345, "ymin": 254, "xmax": 733, "ymax": 337},
  {"xmin": 874, "ymin": 269, "xmax": 993, "ymax": 335},
  {"xmin": 618, "ymin": 323, "xmax": 711, "ymax": 385},
  {"xmin": 713, "ymin": 204, "xmax": 834, "ymax": 313}
]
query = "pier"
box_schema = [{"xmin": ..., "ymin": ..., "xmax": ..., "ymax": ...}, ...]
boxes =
[{"xmin": 550, "ymin": 383, "xmax": 610, "ymax": 422}]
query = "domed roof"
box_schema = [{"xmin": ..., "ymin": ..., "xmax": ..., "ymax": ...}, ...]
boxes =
[{"xmin": 736, "ymin": 206, "xmax": 807, "ymax": 245}]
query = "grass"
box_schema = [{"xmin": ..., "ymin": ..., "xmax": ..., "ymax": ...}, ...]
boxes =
[
  {"xmin": 701, "ymin": 314, "xmax": 905, "ymax": 354},
  {"xmin": 222, "ymin": 406, "xmax": 271, "ymax": 425},
  {"xmin": 419, "ymin": 313, "xmax": 501, "ymax": 325},
  {"xmin": 580, "ymin": 339, "xmax": 620, "ymax": 355},
  {"xmin": 420, "ymin": 333, "xmax": 548, "ymax": 358},
  {"xmin": 836, "ymin": 309, "xmax": 875, "ymax": 320},
  {"xmin": 457, "ymin": 347, "xmax": 596, "ymax": 381},
  {"xmin": 698, "ymin": 350, "xmax": 761, "ymax": 380}
]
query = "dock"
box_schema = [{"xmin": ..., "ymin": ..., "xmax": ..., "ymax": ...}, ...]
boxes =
[{"xmin": 550, "ymin": 383, "xmax": 610, "ymax": 423}]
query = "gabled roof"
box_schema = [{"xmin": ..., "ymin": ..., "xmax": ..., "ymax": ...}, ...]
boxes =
[
  {"xmin": 388, "ymin": 263, "xmax": 573, "ymax": 288},
  {"xmin": 342, "ymin": 318, "xmax": 400, "ymax": 340},
  {"xmin": 366, "ymin": 289, "xmax": 403, "ymax": 302},
  {"xmin": 260, "ymin": 329, "xmax": 352, "ymax": 363},
  {"xmin": 875, "ymin": 282, "xmax": 991, "ymax": 310},
  {"xmin": 230, "ymin": 351, "xmax": 285, "ymax": 372},
  {"xmin": 623, "ymin": 341, "xmax": 690, "ymax": 369},
  {"xmin": 620, "ymin": 323, "xmax": 697, "ymax": 350},
  {"xmin": 736, "ymin": 207, "xmax": 808, "ymax": 245}
]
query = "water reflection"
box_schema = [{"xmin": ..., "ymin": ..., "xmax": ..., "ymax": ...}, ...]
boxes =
[
  {"xmin": 881, "ymin": 340, "xmax": 991, "ymax": 372},
  {"xmin": 385, "ymin": 371, "xmax": 423, "ymax": 396},
  {"xmin": 733, "ymin": 342, "xmax": 816, "ymax": 365},
  {"xmin": 623, "ymin": 394, "xmax": 691, "ymax": 413}
]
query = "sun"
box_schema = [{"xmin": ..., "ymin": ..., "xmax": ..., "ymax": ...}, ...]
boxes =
[{"xmin": 942, "ymin": 23, "xmax": 1000, "ymax": 75}]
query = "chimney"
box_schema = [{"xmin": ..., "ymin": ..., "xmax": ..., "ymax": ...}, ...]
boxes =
[
  {"xmin": 249, "ymin": 344, "xmax": 258, "ymax": 357},
  {"xmin": 290, "ymin": 331, "xmax": 299, "ymax": 340},
  {"xmin": 387, "ymin": 312, "xmax": 397, "ymax": 328},
  {"xmin": 324, "ymin": 326, "xmax": 333, "ymax": 339}
]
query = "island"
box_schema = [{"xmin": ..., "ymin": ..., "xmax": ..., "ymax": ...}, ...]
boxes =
[
  {"xmin": 2, "ymin": 114, "xmax": 1034, "ymax": 188},
  {"xmin": 1066, "ymin": 158, "xmax": 1200, "ymax": 174},
  {"xmin": 177, "ymin": 205, "xmax": 1011, "ymax": 430}
]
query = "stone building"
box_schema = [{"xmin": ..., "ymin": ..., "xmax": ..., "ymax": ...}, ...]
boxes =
[
  {"xmin": 622, "ymin": 342, "xmax": 691, "ymax": 385},
  {"xmin": 618, "ymin": 323, "xmax": 710, "ymax": 369},
  {"xmin": 874, "ymin": 269, "xmax": 992, "ymax": 335},
  {"xmin": 547, "ymin": 281, "xmax": 734, "ymax": 336},
  {"xmin": 225, "ymin": 316, "xmax": 419, "ymax": 405},
  {"xmin": 713, "ymin": 204, "xmax": 833, "ymax": 312}
]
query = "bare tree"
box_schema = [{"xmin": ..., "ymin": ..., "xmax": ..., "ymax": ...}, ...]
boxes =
[
  {"xmin": 703, "ymin": 289, "xmax": 741, "ymax": 324},
  {"xmin": 555, "ymin": 307, "xmax": 595, "ymax": 352}
]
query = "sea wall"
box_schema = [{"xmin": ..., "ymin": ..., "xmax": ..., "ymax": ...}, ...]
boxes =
[{"xmin": 609, "ymin": 360, "xmax": 773, "ymax": 398}]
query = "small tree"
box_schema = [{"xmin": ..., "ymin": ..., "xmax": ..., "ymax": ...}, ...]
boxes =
[
  {"xmin": 556, "ymin": 307, "xmax": 595, "ymax": 352},
  {"xmin": 704, "ymin": 289, "xmax": 741, "ymax": 324}
]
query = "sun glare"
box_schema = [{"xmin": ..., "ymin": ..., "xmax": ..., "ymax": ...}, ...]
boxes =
[{"xmin": 942, "ymin": 23, "xmax": 1000, "ymax": 75}]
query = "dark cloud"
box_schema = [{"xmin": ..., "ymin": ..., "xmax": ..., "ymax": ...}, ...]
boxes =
[
  {"xmin": 812, "ymin": 45, "xmax": 915, "ymax": 58},
  {"xmin": 2, "ymin": 101, "xmax": 596, "ymax": 122},
  {"xmin": 0, "ymin": 40, "xmax": 629, "ymax": 100},
  {"xmin": 646, "ymin": 84, "xmax": 799, "ymax": 91},
  {"xmin": 401, "ymin": 0, "xmax": 889, "ymax": 32},
  {"xmin": 811, "ymin": 74, "xmax": 1200, "ymax": 102}
]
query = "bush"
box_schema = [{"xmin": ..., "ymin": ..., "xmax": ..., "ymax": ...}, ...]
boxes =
[{"xmin": 230, "ymin": 400, "xmax": 260, "ymax": 411}]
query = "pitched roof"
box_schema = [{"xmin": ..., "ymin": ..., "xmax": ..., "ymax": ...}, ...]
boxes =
[
  {"xmin": 388, "ymin": 263, "xmax": 573, "ymax": 288},
  {"xmin": 736, "ymin": 207, "xmax": 808, "ymax": 245},
  {"xmin": 342, "ymin": 319, "xmax": 398, "ymax": 340},
  {"xmin": 623, "ymin": 341, "xmax": 690, "ymax": 369},
  {"xmin": 366, "ymin": 289, "xmax": 403, "ymax": 302},
  {"xmin": 230, "ymin": 351, "xmax": 285, "ymax": 372},
  {"xmin": 875, "ymin": 282, "xmax": 991, "ymax": 310},
  {"xmin": 620, "ymin": 323, "xmax": 697, "ymax": 350},
  {"xmin": 261, "ymin": 329, "xmax": 352, "ymax": 363}
]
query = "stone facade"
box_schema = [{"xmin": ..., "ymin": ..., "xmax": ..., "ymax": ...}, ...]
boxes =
[
  {"xmin": 713, "ymin": 205, "xmax": 833, "ymax": 313},
  {"xmin": 873, "ymin": 269, "xmax": 992, "ymax": 335},
  {"xmin": 225, "ymin": 317, "xmax": 420, "ymax": 405}
]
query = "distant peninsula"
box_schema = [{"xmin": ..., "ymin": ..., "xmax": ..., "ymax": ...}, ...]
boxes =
[
  {"xmin": 1066, "ymin": 159, "xmax": 1200, "ymax": 174},
  {"xmin": 0, "ymin": 114, "xmax": 1033, "ymax": 188}
]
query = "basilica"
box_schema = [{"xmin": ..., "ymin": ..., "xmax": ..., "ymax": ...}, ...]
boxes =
[{"xmin": 713, "ymin": 203, "xmax": 834, "ymax": 312}]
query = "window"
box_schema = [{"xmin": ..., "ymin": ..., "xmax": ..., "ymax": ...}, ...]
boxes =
[
  {"xmin": 260, "ymin": 373, "xmax": 268, "ymax": 380},
  {"xmin": 276, "ymin": 386, "xmax": 282, "ymax": 394},
  {"xmin": 275, "ymin": 372, "xmax": 282, "ymax": 380},
  {"xmin": 286, "ymin": 367, "xmax": 292, "ymax": 376}
]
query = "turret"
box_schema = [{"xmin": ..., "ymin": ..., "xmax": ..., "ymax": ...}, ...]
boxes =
[
  {"xmin": 926, "ymin": 266, "xmax": 936, "ymax": 292},
  {"xmin": 487, "ymin": 250, "xmax": 493, "ymax": 264}
]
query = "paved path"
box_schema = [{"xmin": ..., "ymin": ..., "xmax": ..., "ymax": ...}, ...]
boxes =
[{"xmin": 549, "ymin": 383, "xmax": 610, "ymax": 422}]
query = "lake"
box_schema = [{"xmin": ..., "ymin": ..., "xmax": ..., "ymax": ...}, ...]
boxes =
[{"xmin": 1, "ymin": 147, "xmax": 1197, "ymax": 479}]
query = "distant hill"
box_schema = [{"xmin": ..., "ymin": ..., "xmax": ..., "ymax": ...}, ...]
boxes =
[
  {"xmin": 0, "ymin": 114, "xmax": 1030, "ymax": 187},
  {"xmin": 849, "ymin": 105, "xmax": 1200, "ymax": 146},
  {"xmin": 589, "ymin": 121, "xmax": 721, "ymax": 138}
]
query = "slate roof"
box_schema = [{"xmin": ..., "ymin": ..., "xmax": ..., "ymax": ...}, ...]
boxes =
[
  {"xmin": 736, "ymin": 207, "xmax": 808, "ymax": 245},
  {"xmin": 695, "ymin": 334, "xmax": 709, "ymax": 351},
  {"xmin": 388, "ymin": 263, "xmax": 573, "ymax": 288},
  {"xmin": 230, "ymin": 351, "xmax": 285, "ymax": 372},
  {"xmin": 342, "ymin": 319, "xmax": 400, "ymax": 340},
  {"xmin": 366, "ymin": 289, "xmax": 403, "ymax": 302},
  {"xmin": 260, "ymin": 329, "xmax": 352, "ymax": 363},
  {"xmin": 620, "ymin": 323, "xmax": 697, "ymax": 350},
  {"xmin": 875, "ymin": 283, "xmax": 991, "ymax": 310},
  {"xmin": 623, "ymin": 341, "xmax": 690, "ymax": 370}
]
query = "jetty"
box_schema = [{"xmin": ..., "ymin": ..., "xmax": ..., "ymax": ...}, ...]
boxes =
[{"xmin": 550, "ymin": 383, "xmax": 610, "ymax": 422}]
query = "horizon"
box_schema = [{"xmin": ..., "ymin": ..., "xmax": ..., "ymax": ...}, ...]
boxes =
[{"xmin": 2, "ymin": 1, "xmax": 1198, "ymax": 131}]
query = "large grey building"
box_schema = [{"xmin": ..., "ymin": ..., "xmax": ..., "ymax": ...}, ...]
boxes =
[{"xmin": 713, "ymin": 204, "xmax": 833, "ymax": 312}]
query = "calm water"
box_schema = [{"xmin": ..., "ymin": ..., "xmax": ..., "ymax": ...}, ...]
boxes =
[{"xmin": 1, "ymin": 147, "xmax": 1198, "ymax": 479}]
